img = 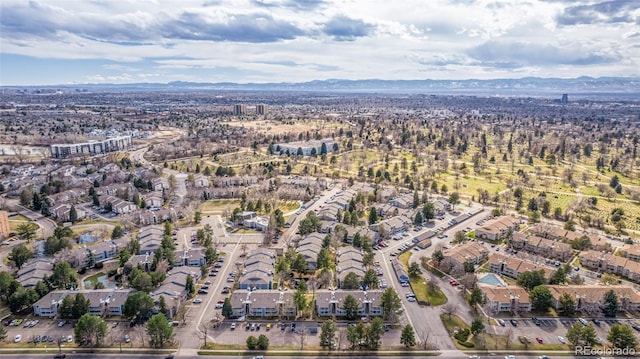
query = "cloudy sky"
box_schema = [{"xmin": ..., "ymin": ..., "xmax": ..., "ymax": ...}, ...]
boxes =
[{"xmin": 1, "ymin": 0, "xmax": 639, "ymax": 85}]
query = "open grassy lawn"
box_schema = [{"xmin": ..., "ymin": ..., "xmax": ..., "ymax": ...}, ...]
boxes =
[
  {"xmin": 276, "ymin": 201, "xmax": 301, "ymax": 214},
  {"xmin": 200, "ymin": 199, "xmax": 241, "ymax": 214},
  {"xmin": 399, "ymin": 252, "xmax": 447, "ymax": 306},
  {"xmin": 8, "ymin": 214, "xmax": 31, "ymax": 231}
]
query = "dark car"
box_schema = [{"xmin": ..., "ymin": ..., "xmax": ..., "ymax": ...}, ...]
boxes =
[
  {"xmin": 165, "ymin": 354, "xmax": 175, "ymax": 359},
  {"xmin": 54, "ymin": 354, "xmax": 67, "ymax": 359},
  {"xmin": 510, "ymin": 319, "xmax": 517, "ymax": 327},
  {"xmin": 593, "ymin": 319, "xmax": 600, "ymax": 326}
]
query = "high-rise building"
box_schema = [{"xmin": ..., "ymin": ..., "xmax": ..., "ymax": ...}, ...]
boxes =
[
  {"xmin": 561, "ymin": 94, "xmax": 568, "ymax": 104},
  {"xmin": 0, "ymin": 211, "xmax": 10, "ymax": 238},
  {"xmin": 234, "ymin": 104, "xmax": 247, "ymax": 115},
  {"xmin": 256, "ymin": 104, "xmax": 268, "ymax": 115}
]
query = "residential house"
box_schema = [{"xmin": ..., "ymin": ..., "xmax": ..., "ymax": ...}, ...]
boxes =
[
  {"xmin": 138, "ymin": 225, "xmax": 164, "ymax": 254},
  {"xmin": 212, "ymin": 175, "xmax": 258, "ymax": 187},
  {"xmin": 176, "ymin": 247, "xmax": 206, "ymax": 267},
  {"xmin": 151, "ymin": 268, "xmax": 200, "ymax": 303},
  {"xmin": 192, "ymin": 174, "xmax": 210, "ymax": 188},
  {"xmin": 100, "ymin": 195, "xmax": 137, "ymax": 214},
  {"xmin": 50, "ymin": 203, "xmax": 86, "ymax": 223},
  {"xmin": 137, "ymin": 208, "xmax": 177, "ymax": 226},
  {"xmin": 297, "ymin": 233, "xmax": 324, "ymax": 270},
  {"xmin": 86, "ymin": 237, "xmax": 128, "ymax": 264},
  {"xmin": 17, "ymin": 258, "xmax": 54, "ymax": 288},
  {"xmin": 370, "ymin": 215, "xmax": 412, "ymax": 235},
  {"xmin": 239, "ymin": 249, "xmax": 275, "ymax": 290},
  {"xmin": 244, "ymin": 216, "xmax": 269, "ymax": 231},
  {"xmin": 336, "ymin": 248, "xmax": 365, "ymax": 288},
  {"xmin": 152, "ymin": 177, "xmax": 170, "ymax": 192},
  {"xmin": 144, "ymin": 192, "xmax": 164, "ymax": 209},
  {"xmin": 390, "ymin": 193, "xmax": 414, "ymax": 209}
]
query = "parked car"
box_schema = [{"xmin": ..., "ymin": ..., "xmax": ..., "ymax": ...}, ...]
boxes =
[
  {"xmin": 510, "ymin": 319, "xmax": 517, "ymax": 326},
  {"xmin": 124, "ymin": 334, "xmax": 130, "ymax": 343},
  {"xmin": 536, "ymin": 336, "xmax": 543, "ymax": 344},
  {"xmin": 192, "ymin": 299, "xmax": 202, "ymax": 304},
  {"xmin": 67, "ymin": 335, "xmax": 73, "ymax": 343},
  {"xmin": 497, "ymin": 319, "xmax": 506, "ymax": 326},
  {"xmin": 14, "ymin": 334, "xmax": 22, "ymax": 342},
  {"xmin": 230, "ymin": 322, "xmax": 236, "ymax": 330}
]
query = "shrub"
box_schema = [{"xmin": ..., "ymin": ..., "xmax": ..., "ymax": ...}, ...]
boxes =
[
  {"xmin": 457, "ymin": 340, "xmax": 475, "ymax": 348},
  {"xmin": 454, "ymin": 328, "xmax": 470, "ymax": 342}
]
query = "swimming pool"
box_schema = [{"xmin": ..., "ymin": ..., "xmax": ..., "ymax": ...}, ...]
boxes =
[{"xmin": 478, "ymin": 273, "xmax": 505, "ymax": 287}]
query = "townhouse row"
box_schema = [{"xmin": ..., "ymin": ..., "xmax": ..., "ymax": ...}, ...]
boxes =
[
  {"xmin": 579, "ymin": 250, "xmax": 640, "ymax": 282},
  {"xmin": 481, "ymin": 284, "xmax": 640, "ymax": 314}
]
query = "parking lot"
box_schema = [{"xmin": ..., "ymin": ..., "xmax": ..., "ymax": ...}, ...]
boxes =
[
  {"xmin": 493, "ymin": 316, "xmax": 639, "ymax": 345},
  {"xmin": 208, "ymin": 319, "xmax": 401, "ymax": 349},
  {"xmin": 2, "ymin": 318, "xmax": 74, "ymax": 346}
]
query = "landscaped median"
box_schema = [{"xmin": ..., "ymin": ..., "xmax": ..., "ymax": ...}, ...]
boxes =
[
  {"xmin": 440, "ymin": 313, "xmax": 570, "ymax": 352},
  {"xmin": 398, "ymin": 252, "xmax": 447, "ymax": 306},
  {"xmin": 198, "ymin": 349, "xmax": 440, "ymax": 356}
]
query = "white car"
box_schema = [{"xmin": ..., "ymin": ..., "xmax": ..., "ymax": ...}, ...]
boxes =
[
  {"xmin": 14, "ymin": 334, "xmax": 21, "ymax": 343},
  {"xmin": 557, "ymin": 336, "xmax": 567, "ymax": 344},
  {"xmin": 67, "ymin": 335, "xmax": 73, "ymax": 343},
  {"xmin": 505, "ymin": 356, "xmax": 516, "ymax": 359},
  {"xmin": 124, "ymin": 334, "xmax": 130, "ymax": 343},
  {"xmin": 193, "ymin": 299, "xmax": 202, "ymax": 304}
]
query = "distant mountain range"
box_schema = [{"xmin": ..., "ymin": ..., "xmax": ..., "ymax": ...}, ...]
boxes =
[{"xmin": 6, "ymin": 76, "xmax": 640, "ymax": 98}]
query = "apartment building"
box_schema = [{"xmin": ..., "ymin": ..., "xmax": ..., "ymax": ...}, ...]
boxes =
[
  {"xmin": 546, "ymin": 285, "xmax": 640, "ymax": 313},
  {"xmin": 475, "ymin": 216, "xmax": 520, "ymax": 241},
  {"xmin": 442, "ymin": 242, "xmax": 489, "ymax": 273},
  {"xmin": 510, "ymin": 233, "xmax": 572, "ymax": 262},
  {"xmin": 480, "ymin": 285, "xmax": 532, "ymax": 313},
  {"xmin": 315, "ymin": 290, "xmax": 383, "ymax": 317},
  {"xmin": 488, "ymin": 253, "xmax": 554, "ymax": 280},
  {"xmin": 578, "ymin": 250, "xmax": 640, "ymax": 282},
  {"xmin": 50, "ymin": 135, "xmax": 132, "ymax": 159},
  {"xmin": 230, "ymin": 290, "xmax": 296, "ymax": 319}
]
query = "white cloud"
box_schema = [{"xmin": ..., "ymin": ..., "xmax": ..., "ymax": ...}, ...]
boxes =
[{"xmin": 0, "ymin": 0, "xmax": 638, "ymax": 84}]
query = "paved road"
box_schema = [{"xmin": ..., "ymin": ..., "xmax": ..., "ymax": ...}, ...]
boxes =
[
  {"xmin": 278, "ymin": 182, "xmax": 343, "ymax": 248},
  {"xmin": 0, "ymin": 350, "xmax": 628, "ymax": 359},
  {"xmin": 174, "ymin": 234, "xmax": 248, "ymax": 355},
  {"xmin": 374, "ymin": 204, "xmax": 486, "ymax": 351},
  {"xmin": 4, "ymin": 199, "xmax": 57, "ymax": 238}
]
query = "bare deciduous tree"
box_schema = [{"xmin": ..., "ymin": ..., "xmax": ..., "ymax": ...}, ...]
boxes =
[{"xmin": 442, "ymin": 302, "xmax": 458, "ymax": 319}]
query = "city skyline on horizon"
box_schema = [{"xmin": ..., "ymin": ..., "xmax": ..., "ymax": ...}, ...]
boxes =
[{"xmin": 1, "ymin": 0, "xmax": 639, "ymax": 86}]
